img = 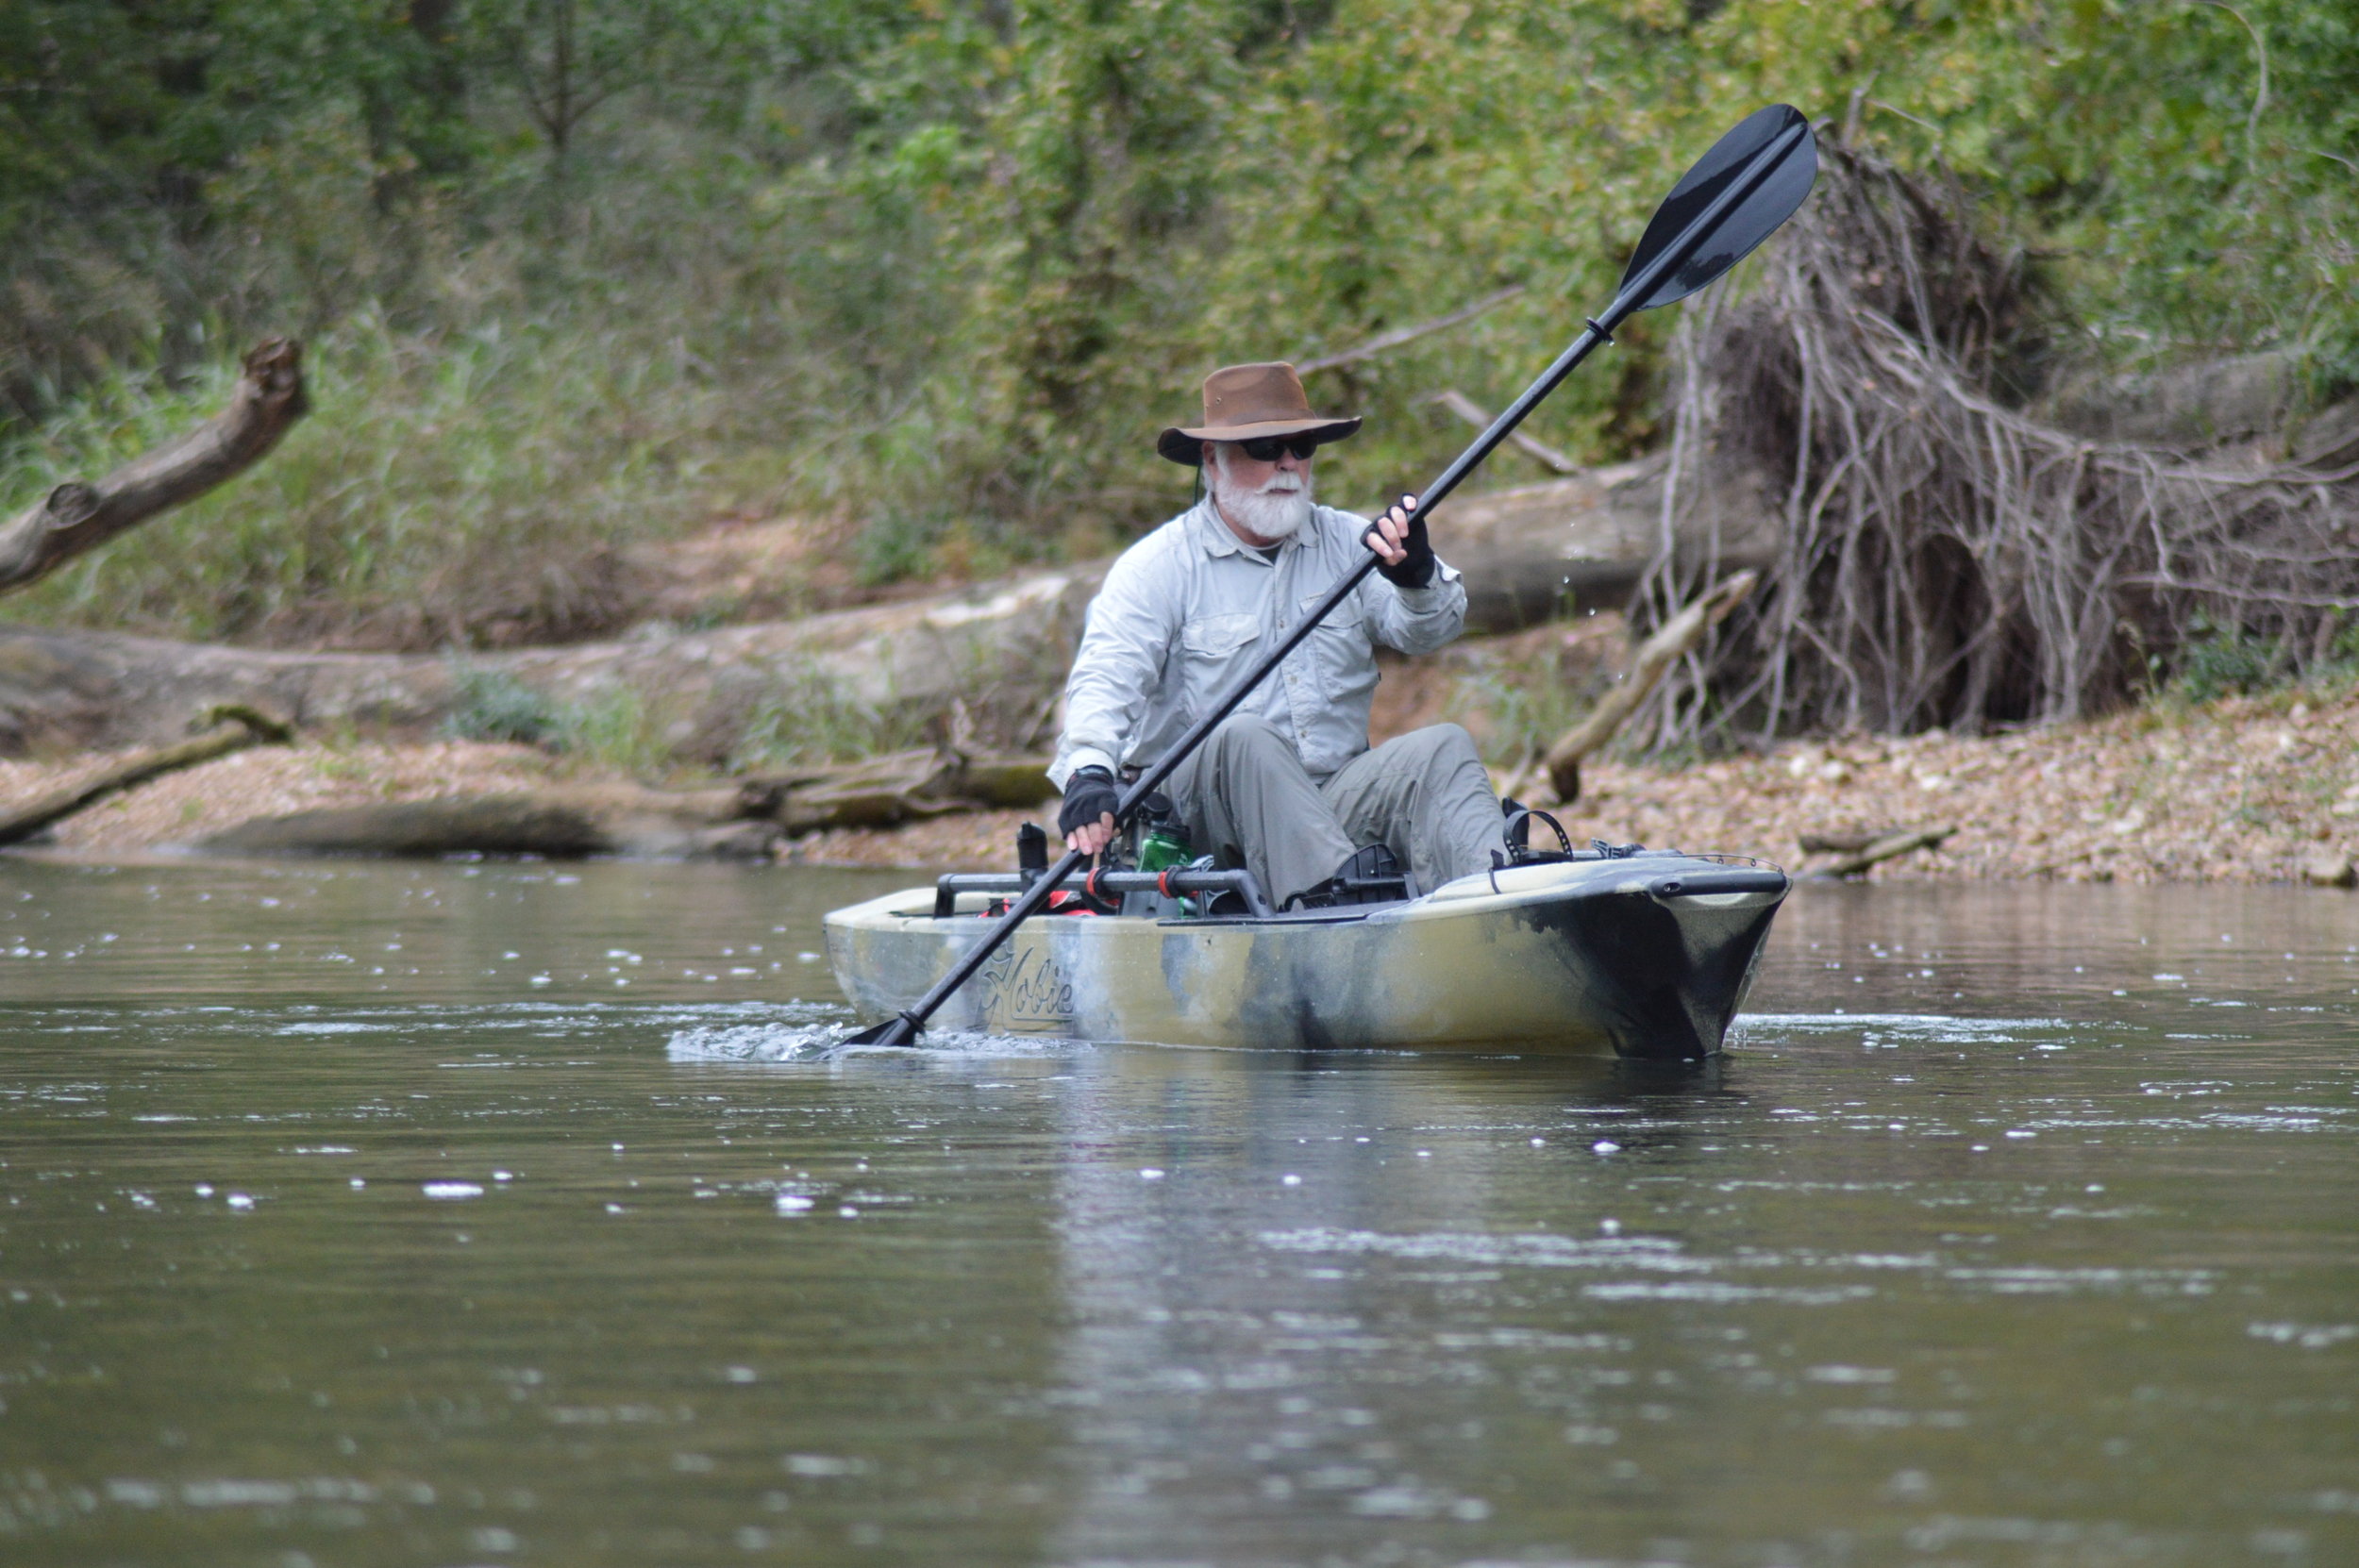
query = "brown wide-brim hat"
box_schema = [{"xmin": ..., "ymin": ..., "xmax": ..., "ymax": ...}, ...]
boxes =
[{"xmin": 1156, "ymin": 361, "xmax": 1362, "ymax": 465}]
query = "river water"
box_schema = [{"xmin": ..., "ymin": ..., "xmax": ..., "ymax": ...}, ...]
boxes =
[{"xmin": 0, "ymin": 857, "xmax": 2352, "ymax": 1567}]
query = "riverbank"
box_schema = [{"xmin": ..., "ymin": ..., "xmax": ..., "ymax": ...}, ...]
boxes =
[{"xmin": 8, "ymin": 676, "xmax": 2348, "ymax": 883}]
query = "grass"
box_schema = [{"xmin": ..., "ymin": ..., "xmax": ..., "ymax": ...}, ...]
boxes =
[{"xmin": 552, "ymin": 689, "xmax": 674, "ymax": 777}]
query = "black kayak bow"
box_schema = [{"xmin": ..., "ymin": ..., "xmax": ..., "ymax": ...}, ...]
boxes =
[{"xmin": 843, "ymin": 105, "xmax": 1817, "ymax": 1049}]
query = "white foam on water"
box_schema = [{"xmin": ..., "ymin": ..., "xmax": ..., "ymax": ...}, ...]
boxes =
[
  {"xmin": 1581, "ymin": 1281, "xmax": 1875, "ymax": 1305},
  {"xmin": 112, "ymin": 1476, "xmax": 406, "ymax": 1510},
  {"xmin": 2249, "ymin": 1321, "xmax": 2358, "ymax": 1349},
  {"xmin": 665, "ymin": 1023, "xmax": 847, "ymax": 1062},
  {"xmin": 1259, "ymin": 1227, "xmax": 1710, "ymax": 1273},
  {"xmin": 1945, "ymin": 1264, "xmax": 2215, "ymax": 1296},
  {"xmin": 665, "ymin": 1021, "xmax": 1071, "ymax": 1063},
  {"xmin": 1741, "ymin": 1011, "xmax": 2072, "ymax": 1044}
]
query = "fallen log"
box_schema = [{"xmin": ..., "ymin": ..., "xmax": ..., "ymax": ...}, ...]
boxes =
[
  {"xmin": 202, "ymin": 797, "xmax": 616, "ymax": 859},
  {"xmin": 1514, "ymin": 572, "xmax": 1759, "ymax": 804},
  {"xmin": 745, "ymin": 745, "xmax": 1052, "ymax": 833},
  {"xmin": 951, "ymin": 751, "xmax": 1060, "ymax": 809},
  {"xmin": 758, "ymin": 747, "xmax": 961, "ymax": 833},
  {"xmin": 1798, "ymin": 825, "xmax": 1956, "ymax": 879},
  {"xmin": 192, "ymin": 745, "xmax": 1060, "ymax": 861},
  {"xmin": 198, "ymin": 784, "xmax": 780, "ymax": 861},
  {"xmin": 738, "ymin": 742, "xmax": 1056, "ymax": 834},
  {"xmin": 0, "ymin": 569, "xmax": 1096, "ymax": 758},
  {"xmin": 0, "ymin": 704, "xmax": 293, "ymax": 848},
  {"xmin": 0, "ymin": 341, "xmax": 308, "ymax": 595}
]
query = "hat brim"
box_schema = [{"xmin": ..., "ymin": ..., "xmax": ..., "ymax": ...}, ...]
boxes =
[{"xmin": 1157, "ymin": 415, "xmax": 1363, "ymax": 466}]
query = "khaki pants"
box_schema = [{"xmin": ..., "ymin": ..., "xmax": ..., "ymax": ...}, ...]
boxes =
[{"xmin": 1163, "ymin": 717, "xmax": 1503, "ymax": 906}]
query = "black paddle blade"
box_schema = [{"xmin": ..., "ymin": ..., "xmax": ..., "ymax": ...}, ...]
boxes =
[
  {"xmin": 843, "ymin": 1012, "xmax": 919, "ymax": 1047},
  {"xmin": 1618, "ymin": 104, "xmax": 1817, "ymax": 312}
]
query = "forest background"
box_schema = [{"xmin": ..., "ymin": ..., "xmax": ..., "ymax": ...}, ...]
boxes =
[{"xmin": 2, "ymin": 0, "xmax": 2353, "ymax": 673}]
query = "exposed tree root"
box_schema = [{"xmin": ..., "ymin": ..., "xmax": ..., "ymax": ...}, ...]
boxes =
[{"xmin": 1636, "ymin": 135, "xmax": 2359, "ymax": 745}]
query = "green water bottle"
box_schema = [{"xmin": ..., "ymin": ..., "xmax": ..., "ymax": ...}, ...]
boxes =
[{"xmin": 1133, "ymin": 791, "xmax": 1190, "ymax": 874}]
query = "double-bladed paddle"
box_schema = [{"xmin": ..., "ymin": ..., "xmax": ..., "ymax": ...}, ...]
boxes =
[{"xmin": 843, "ymin": 105, "xmax": 1818, "ymax": 1048}]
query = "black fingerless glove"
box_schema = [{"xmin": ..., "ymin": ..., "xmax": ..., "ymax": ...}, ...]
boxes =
[
  {"xmin": 1058, "ymin": 765, "xmax": 1120, "ymax": 838},
  {"xmin": 1370, "ymin": 497, "xmax": 1436, "ymax": 590}
]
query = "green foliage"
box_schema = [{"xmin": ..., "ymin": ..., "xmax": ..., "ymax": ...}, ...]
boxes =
[
  {"xmin": 441, "ymin": 662, "xmax": 685, "ymax": 774},
  {"xmin": 3, "ymin": 0, "xmax": 2354, "ymax": 649},
  {"xmin": 442, "ymin": 662, "xmax": 560, "ymax": 746},
  {"xmin": 551, "ymin": 685, "xmax": 672, "ymax": 776},
  {"xmin": 728, "ymin": 667, "xmax": 929, "ymax": 772},
  {"xmin": 2175, "ymin": 622, "xmax": 2275, "ymax": 703},
  {"xmin": 853, "ymin": 509, "xmax": 947, "ymax": 589}
]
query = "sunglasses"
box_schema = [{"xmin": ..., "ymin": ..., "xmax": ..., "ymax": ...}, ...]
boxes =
[{"xmin": 1232, "ymin": 434, "xmax": 1322, "ymax": 462}]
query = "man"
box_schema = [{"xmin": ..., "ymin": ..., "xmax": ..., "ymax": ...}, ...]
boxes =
[{"xmin": 1049, "ymin": 361, "xmax": 1504, "ymax": 909}]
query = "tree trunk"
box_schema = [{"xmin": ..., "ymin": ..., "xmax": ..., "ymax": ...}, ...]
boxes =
[
  {"xmin": 0, "ymin": 340, "xmax": 308, "ymax": 594},
  {"xmin": 195, "ymin": 790, "xmax": 778, "ymax": 861}
]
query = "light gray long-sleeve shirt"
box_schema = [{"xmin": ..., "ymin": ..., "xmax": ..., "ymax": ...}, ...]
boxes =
[{"xmin": 1050, "ymin": 495, "xmax": 1467, "ymax": 789}]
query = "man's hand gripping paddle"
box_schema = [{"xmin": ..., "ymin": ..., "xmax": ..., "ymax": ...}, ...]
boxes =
[{"xmin": 843, "ymin": 105, "xmax": 1817, "ymax": 1048}]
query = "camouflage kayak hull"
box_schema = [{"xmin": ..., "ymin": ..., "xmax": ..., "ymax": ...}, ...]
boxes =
[{"xmin": 824, "ymin": 852, "xmax": 1786, "ymax": 1059}]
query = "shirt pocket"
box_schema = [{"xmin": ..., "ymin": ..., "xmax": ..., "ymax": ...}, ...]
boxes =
[
  {"xmin": 1180, "ymin": 611, "xmax": 1262, "ymax": 703},
  {"xmin": 1181, "ymin": 611, "xmax": 1260, "ymax": 659}
]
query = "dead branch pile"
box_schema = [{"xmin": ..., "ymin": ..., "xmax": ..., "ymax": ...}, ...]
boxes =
[{"xmin": 1635, "ymin": 135, "xmax": 2359, "ymax": 744}]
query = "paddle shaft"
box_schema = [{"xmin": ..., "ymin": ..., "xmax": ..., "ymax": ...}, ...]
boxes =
[{"xmin": 853, "ymin": 117, "xmax": 1808, "ymax": 1047}]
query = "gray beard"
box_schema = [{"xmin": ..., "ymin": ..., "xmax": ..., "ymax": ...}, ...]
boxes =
[{"xmin": 1212, "ymin": 463, "xmax": 1313, "ymax": 542}]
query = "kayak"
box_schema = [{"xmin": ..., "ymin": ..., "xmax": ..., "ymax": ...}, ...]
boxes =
[{"xmin": 823, "ymin": 846, "xmax": 1787, "ymax": 1059}]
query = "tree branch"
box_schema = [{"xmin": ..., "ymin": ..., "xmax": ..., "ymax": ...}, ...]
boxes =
[
  {"xmin": 1297, "ymin": 286, "xmax": 1525, "ymax": 375},
  {"xmin": 0, "ymin": 339, "xmax": 308, "ymax": 594},
  {"xmin": 1797, "ymin": 825, "xmax": 1955, "ymax": 878},
  {"xmin": 1426, "ymin": 389, "xmax": 1582, "ymax": 474},
  {"xmin": 1536, "ymin": 571, "xmax": 1758, "ymax": 801}
]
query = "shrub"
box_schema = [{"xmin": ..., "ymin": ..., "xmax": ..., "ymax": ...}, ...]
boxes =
[
  {"xmin": 442, "ymin": 662, "xmax": 560, "ymax": 745},
  {"xmin": 2177, "ymin": 628, "xmax": 2277, "ymax": 704}
]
